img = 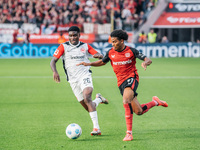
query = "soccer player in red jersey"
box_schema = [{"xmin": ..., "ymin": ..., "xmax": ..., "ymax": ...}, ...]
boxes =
[{"xmin": 77, "ymin": 29, "xmax": 168, "ymax": 141}]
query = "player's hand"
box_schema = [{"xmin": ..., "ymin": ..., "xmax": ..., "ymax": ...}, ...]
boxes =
[
  {"xmin": 93, "ymin": 53, "xmax": 103, "ymax": 59},
  {"xmin": 76, "ymin": 62, "xmax": 90, "ymax": 66},
  {"xmin": 141, "ymin": 62, "xmax": 147, "ymax": 71},
  {"xmin": 53, "ymin": 72, "xmax": 60, "ymax": 83}
]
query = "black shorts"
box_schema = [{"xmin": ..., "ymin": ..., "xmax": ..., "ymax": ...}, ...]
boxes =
[{"xmin": 118, "ymin": 77, "xmax": 139, "ymax": 97}]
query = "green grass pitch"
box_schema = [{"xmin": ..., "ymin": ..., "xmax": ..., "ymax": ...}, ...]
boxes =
[{"xmin": 0, "ymin": 57, "xmax": 200, "ymax": 150}]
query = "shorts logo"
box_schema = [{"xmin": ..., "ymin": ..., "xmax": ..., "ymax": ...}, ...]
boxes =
[
  {"xmin": 111, "ymin": 55, "xmax": 115, "ymax": 58},
  {"xmin": 125, "ymin": 53, "xmax": 130, "ymax": 57},
  {"xmin": 127, "ymin": 78, "xmax": 133, "ymax": 84}
]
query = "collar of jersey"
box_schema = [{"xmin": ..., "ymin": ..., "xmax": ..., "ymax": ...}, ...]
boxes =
[
  {"xmin": 115, "ymin": 46, "xmax": 127, "ymax": 52},
  {"xmin": 69, "ymin": 41, "xmax": 80, "ymax": 47}
]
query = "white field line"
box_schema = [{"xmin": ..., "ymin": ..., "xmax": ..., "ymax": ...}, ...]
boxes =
[{"xmin": 0, "ymin": 76, "xmax": 200, "ymax": 79}]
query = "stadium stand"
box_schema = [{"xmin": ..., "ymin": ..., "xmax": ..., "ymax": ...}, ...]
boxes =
[{"xmin": 0, "ymin": 0, "xmax": 157, "ymax": 31}]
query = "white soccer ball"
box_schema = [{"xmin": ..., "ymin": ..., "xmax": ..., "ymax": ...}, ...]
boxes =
[{"xmin": 66, "ymin": 123, "xmax": 82, "ymax": 139}]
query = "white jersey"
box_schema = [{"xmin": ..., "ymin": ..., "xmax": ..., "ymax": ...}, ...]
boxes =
[{"xmin": 53, "ymin": 41, "xmax": 98, "ymax": 83}]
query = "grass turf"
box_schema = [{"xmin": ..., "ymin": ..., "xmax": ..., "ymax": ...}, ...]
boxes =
[{"xmin": 0, "ymin": 58, "xmax": 200, "ymax": 150}]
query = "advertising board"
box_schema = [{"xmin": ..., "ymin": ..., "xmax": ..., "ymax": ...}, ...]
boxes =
[{"xmin": 0, "ymin": 43, "xmax": 199, "ymax": 58}]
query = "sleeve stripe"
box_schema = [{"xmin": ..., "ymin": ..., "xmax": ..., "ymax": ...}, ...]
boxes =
[
  {"xmin": 87, "ymin": 44, "xmax": 97, "ymax": 55},
  {"xmin": 53, "ymin": 44, "xmax": 64, "ymax": 59}
]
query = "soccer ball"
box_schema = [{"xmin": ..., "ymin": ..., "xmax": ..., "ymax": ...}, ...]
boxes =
[{"xmin": 66, "ymin": 123, "xmax": 82, "ymax": 139}]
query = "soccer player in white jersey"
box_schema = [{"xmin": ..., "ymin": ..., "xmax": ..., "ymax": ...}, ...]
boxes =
[{"xmin": 50, "ymin": 26, "xmax": 108, "ymax": 136}]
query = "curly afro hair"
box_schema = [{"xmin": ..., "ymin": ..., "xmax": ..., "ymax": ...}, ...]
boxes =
[
  {"xmin": 110, "ymin": 29, "xmax": 128, "ymax": 41},
  {"xmin": 68, "ymin": 26, "xmax": 80, "ymax": 33}
]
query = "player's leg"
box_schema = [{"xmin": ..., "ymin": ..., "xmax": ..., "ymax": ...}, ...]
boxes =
[
  {"xmin": 80, "ymin": 74, "xmax": 102, "ymax": 135},
  {"xmin": 69, "ymin": 81, "xmax": 89, "ymax": 111},
  {"xmin": 69, "ymin": 79, "xmax": 101, "ymax": 135},
  {"xmin": 120, "ymin": 77, "xmax": 139, "ymax": 141},
  {"xmin": 122, "ymin": 87, "xmax": 156, "ymax": 141},
  {"xmin": 124, "ymin": 87, "xmax": 143, "ymax": 115},
  {"xmin": 122, "ymin": 87, "xmax": 135, "ymax": 141},
  {"xmin": 80, "ymin": 100, "xmax": 89, "ymax": 111},
  {"xmin": 82, "ymin": 87, "xmax": 102, "ymax": 135},
  {"xmin": 93, "ymin": 93, "xmax": 109, "ymax": 106},
  {"xmin": 132, "ymin": 96, "xmax": 168, "ymax": 115},
  {"xmin": 80, "ymin": 92, "xmax": 108, "ymax": 111},
  {"xmin": 82, "ymin": 87, "xmax": 96, "ymax": 112},
  {"xmin": 131, "ymin": 96, "xmax": 155, "ymax": 115}
]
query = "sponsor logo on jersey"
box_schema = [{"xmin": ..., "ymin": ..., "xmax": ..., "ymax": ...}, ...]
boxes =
[
  {"xmin": 113, "ymin": 60, "xmax": 132, "ymax": 65},
  {"xmin": 70, "ymin": 55, "xmax": 85, "ymax": 59},
  {"xmin": 125, "ymin": 53, "xmax": 130, "ymax": 57},
  {"xmin": 111, "ymin": 55, "xmax": 115, "ymax": 58}
]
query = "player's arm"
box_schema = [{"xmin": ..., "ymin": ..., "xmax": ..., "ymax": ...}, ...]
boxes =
[
  {"xmin": 77, "ymin": 49, "xmax": 110, "ymax": 67},
  {"xmin": 131, "ymin": 47, "xmax": 152, "ymax": 71},
  {"xmin": 50, "ymin": 57, "xmax": 60, "ymax": 83},
  {"xmin": 141, "ymin": 57, "xmax": 152, "ymax": 71},
  {"xmin": 77, "ymin": 59, "xmax": 106, "ymax": 67},
  {"xmin": 93, "ymin": 52, "xmax": 103, "ymax": 59},
  {"xmin": 87, "ymin": 44, "xmax": 103, "ymax": 59},
  {"xmin": 50, "ymin": 44, "xmax": 64, "ymax": 83}
]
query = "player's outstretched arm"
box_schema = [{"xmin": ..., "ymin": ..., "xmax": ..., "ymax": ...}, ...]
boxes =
[
  {"xmin": 141, "ymin": 57, "xmax": 152, "ymax": 71},
  {"xmin": 93, "ymin": 52, "xmax": 103, "ymax": 59},
  {"xmin": 77, "ymin": 60, "xmax": 106, "ymax": 67},
  {"xmin": 50, "ymin": 57, "xmax": 60, "ymax": 83}
]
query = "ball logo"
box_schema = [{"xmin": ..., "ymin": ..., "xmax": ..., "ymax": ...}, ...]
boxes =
[{"xmin": 125, "ymin": 53, "xmax": 130, "ymax": 57}]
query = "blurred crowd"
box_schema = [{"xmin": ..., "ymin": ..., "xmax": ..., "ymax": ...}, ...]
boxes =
[{"xmin": 0, "ymin": 0, "xmax": 158, "ymax": 31}]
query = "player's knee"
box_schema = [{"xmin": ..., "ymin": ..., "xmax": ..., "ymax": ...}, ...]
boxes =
[
  {"xmin": 123, "ymin": 99, "xmax": 132, "ymax": 104},
  {"xmin": 83, "ymin": 91, "xmax": 92, "ymax": 101},
  {"xmin": 134, "ymin": 108, "xmax": 143, "ymax": 115}
]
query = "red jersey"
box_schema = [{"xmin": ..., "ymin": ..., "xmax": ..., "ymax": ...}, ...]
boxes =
[{"xmin": 102, "ymin": 46, "xmax": 146, "ymax": 87}]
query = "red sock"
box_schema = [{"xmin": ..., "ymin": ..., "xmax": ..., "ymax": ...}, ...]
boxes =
[
  {"xmin": 141, "ymin": 101, "xmax": 156, "ymax": 114},
  {"xmin": 123, "ymin": 103, "xmax": 133, "ymax": 133}
]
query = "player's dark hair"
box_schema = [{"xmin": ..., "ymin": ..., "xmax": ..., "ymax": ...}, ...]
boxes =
[
  {"xmin": 110, "ymin": 29, "xmax": 128, "ymax": 41},
  {"xmin": 68, "ymin": 26, "xmax": 80, "ymax": 33}
]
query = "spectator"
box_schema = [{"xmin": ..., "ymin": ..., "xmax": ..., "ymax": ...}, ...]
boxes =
[
  {"xmin": 161, "ymin": 36, "xmax": 169, "ymax": 43},
  {"xmin": 13, "ymin": 13, "xmax": 23, "ymax": 26},
  {"xmin": 13, "ymin": 30, "xmax": 18, "ymax": 43},
  {"xmin": 25, "ymin": 30, "xmax": 30, "ymax": 44},
  {"xmin": 147, "ymin": 0, "xmax": 154, "ymax": 11},
  {"xmin": 147, "ymin": 29, "xmax": 157, "ymax": 43},
  {"xmin": 138, "ymin": 11, "xmax": 146, "ymax": 27},
  {"xmin": 0, "ymin": 0, "xmax": 158, "ymax": 32},
  {"xmin": 35, "ymin": 11, "xmax": 43, "ymax": 27},
  {"xmin": 43, "ymin": 12, "xmax": 52, "ymax": 25},
  {"xmin": 57, "ymin": 32, "xmax": 66, "ymax": 44},
  {"xmin": 133, "ymin": 14, "xmax": 139, "ymax": 30},
  {"xmin": 138, "ymin": 31, "xmax": 147, "ymax": 43},
  {"xmin": 21, "ymin": 12, "xmax": 28, "ymax": 23},
  {"xmin": 121, "ymin": 6, "xmax": 133, "ymax": 31}
]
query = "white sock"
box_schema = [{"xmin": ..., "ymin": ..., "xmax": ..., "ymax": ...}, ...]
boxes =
[
  {"xmin": 93, "ymin": 97, "xmax": 102, "ymax": 107},
  {"xmin": 153, "ymin": 100, "xmax": 159, "ymax": 106},
  {"xmin": 127, "ymin": 131, "xmax": 132, "ymax": 134},
  {"xmin": 89, "ymin": 111, "xmax": 100, "ymax": 129}
]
